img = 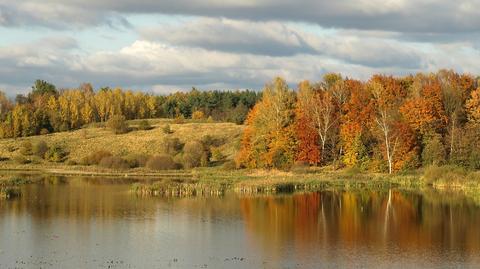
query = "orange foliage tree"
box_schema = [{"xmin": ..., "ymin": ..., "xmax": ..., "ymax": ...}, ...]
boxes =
[
  {"xmin": 236, "ymin": 77, "xmax": 297, "ymax": 169},
  {"xmin": 295, "ymin": 81, "xmax": 320, "ymax": 164},
  {"xmin": 340, "ymin": 79, "xmax": 373, "ymax": 168},
  {"xmin": 236, "ymin": 71, "xmax": 477, "ymax": 173}
]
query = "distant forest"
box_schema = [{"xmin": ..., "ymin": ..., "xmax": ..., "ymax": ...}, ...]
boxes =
[{"xmin": 0, "ymin": 82, "xmax": 260, "ymax": 137}]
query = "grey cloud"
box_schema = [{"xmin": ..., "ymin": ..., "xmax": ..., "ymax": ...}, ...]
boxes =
[
  {"xmin": 0, "ymin": 2, "xmax": 130, "ymax": 29},
  {"xmin": 140, "ymin": 18, "xmax": 423, "ymax": 69},
  {"xmin": 0, "ymin": 35, "xmax": 478, "ymax": 95},
  {"xmin": 0, "ymin": 38, "xmax": 373, "ymax": 93},
  {"xmin": 139, "ymin": 18, "xmax": 317, "ymax": 56},
  {"xmin": 2, "ymin": 0, "xmax": 480, "ymax": 34},
  {"xmin": 322, "ymin": 37, "xmax": 423, "ymax": 69}
]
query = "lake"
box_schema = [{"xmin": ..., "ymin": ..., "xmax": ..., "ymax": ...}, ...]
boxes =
[{"xmin": 1, "ymin": 177, "xmax": 480, "ymax": 268}]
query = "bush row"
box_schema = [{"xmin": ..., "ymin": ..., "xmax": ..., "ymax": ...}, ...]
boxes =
[
  {"xmin": 78, "ymin": 135, "xmax": 228, "ymax": 170},
  {"xmin": 17, "ymin": 140, "xmax": 68, "ymax": 163}
]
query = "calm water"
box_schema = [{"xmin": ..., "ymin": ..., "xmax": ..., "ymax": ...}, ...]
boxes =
[{"xmin": 1, "ymin": 177, "xmax": 480, "ymax": 268}]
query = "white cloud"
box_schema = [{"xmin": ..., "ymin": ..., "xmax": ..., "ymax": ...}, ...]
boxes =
[{"xmin": 1, "ymin": 1, "xmax": 480, "ymax": 93}]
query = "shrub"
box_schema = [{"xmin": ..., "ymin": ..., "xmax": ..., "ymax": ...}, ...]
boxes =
[
  {"xmin": 423, "ymin": 165, "xmax": 468, "ymax": 185},
  {"xmin": 173, "ymin": 154, "xmax": 184, "ymax": 169},
  {"xmin": 40, "ymin": 128, "xmax": 50, "ymax": 135},
  {"xmin": 160, "ymin": 137, "xmax": 183, "ymax": 155},
  {"xmin": 99, "ymin": 156, "xmax": 130, "ymax": 170},
  {"xmin": 344, "ymin": 166, "xmax": 363, "ymax": 176},
  {"xmin": 146, "ymin": 155, "xmax": 178, "ymax": 170},
  {"xmin": 33, "ymin": 140, "xmax": 48, "ymax": 158},
  {"xmin": 124, "ymin": 154, "xmax": 150, "ymax": 168},
  {"xmin": 162, "ymin": 124, "xmax": 173, "ymax": 134},
  {"xmin": 19, "ymin": 141, "xmax": 33, "ymax": 156},
  {"xmin": 81, "ymin": 150, "xmax": 112, "ymax": 165},
  {"xmin": 106, "ymin": 115, "xmax": 129, "ymax": 134},
  {"xmin": 201, "ymin": 135, "xmax": 225, "ymax": 147},
  {"xmin": 422, "ymin": 134, "xmax": 446, "ymax": 166},
  {"xmin": 451, "ymin": 125, "xmax": 480, "ymax": 169},
  {"xmin": 290, "ymin": 161, "xmax": 310, "ymax": 173},
  {"xmin": 6, "ymin": 145, "xmax": 16, "ymax": 152},
  {"xmin": 270, "ymin": 148, "xmax": 293, "ymax": 169},
  {"xmin": 173, "ymin": 115, "xmax": 185, "ymax": 124},
  {"xmin": 191, "ymin": 110, "xmax": 205, "ymax": 120},
  {"xmin": 45, "ymin": 144, "xmax": 68, "ymax": 162},
  {"xmin": 182, "ymin": 141, "xmax": 206, "ymax": 169},
  {"xmin": 138, "ymin": 119, "xmax": 152, "ymax": 130},
  {"xmin": 210, "ymin": 147, "xmax": 226, "ymax": 162},
  {"xmin": 227, "ymin": 103, "xmax": 249, "ymax": 125},
  {"xmin": 13, "ymin": 155, "xmax": 30, "ymax": 164}
]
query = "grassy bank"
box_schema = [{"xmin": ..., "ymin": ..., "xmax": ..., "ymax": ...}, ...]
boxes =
[
  {"xmin": 128, "ymin": 165, "xmax": 480, "ymax": 200},
  {"xmin": 0, "ymin": 119, "xmax": 243, "ymax": 166},
  {"xmin": 127, "ymin": 166, "xmax": 478, "ymax": 197},
  {"xmin": 1, "ymin": 164, "xmax": 480, "ymax": 202}
]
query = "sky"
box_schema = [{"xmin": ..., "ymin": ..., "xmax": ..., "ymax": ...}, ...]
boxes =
[{"xmin": 1, "ymin": 0, "xmax": 480, "ymax": 95}]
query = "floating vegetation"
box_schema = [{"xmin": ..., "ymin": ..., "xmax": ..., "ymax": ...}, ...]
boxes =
[
  {"xmin": 0, "ymin": 177, "xmax": 34, "ymax": 199},
  {"xmin": 131, "ymin": 180, "xmax": 228, "ymax": 197},
  {"xmin": 0, "ymin": 186, "xmax": 20, "ymax": 199},
  {"xmin": 4, "ymin": 177, "xmax": 33, "ymax": 186},
  {"xmin": 130, "ymin": 175, "xmax": 405, "ymax": 198}
]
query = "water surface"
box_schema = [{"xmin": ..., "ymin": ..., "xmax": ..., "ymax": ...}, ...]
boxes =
[{"xmin": 1, "ymin": 177, "xmax": 480, "ymax": 268}]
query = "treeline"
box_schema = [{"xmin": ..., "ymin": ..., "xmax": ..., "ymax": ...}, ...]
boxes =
[
  {"xmin": 236, "ymin": 70, "xmax": 480, "ymax": 173},
  {"xmin": 0, "ymin": 80, "xmax": 260, "ymax": 138}
]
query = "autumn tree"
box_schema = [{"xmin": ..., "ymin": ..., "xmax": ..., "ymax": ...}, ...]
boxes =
[
  {"xmin": 296, "ymin": 77, "xmax": 340, "ymax": 164},
  {"xmin": 295, "ymin": 81, "xmax": 320, "ymax": 164},
  {"xmin": 466, "ymin": 87, "xmax": 480, "ymax": 125},
  {"xmin": 0, "ymin": 91, "xmax": 13, "ymax": 119},
  {"xmin": 400, "ymin": 75, "xmax": 446, "ymax": 135},
  {"xmin": 369, "ymin": 75, "xmax": 407, "ymax": 174},
  {"xmin": 340, "ymin": 79, "xmax": 373, "ymax": 168},
  {"xmin": 437, "ymin": 70, "xmax": 474, "ymax": 158},
  {"xmin": 236, "ymin": 77, "xmax": 296, "ymax": 169},
  {"xmin": 30, "ymin": 79, "xmax": 57, "ymax": 99}
]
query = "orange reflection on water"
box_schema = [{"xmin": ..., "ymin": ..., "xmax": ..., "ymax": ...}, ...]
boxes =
[{"xmin": 240, "ymin": 189, "xmax": 480, "ymax": 266}]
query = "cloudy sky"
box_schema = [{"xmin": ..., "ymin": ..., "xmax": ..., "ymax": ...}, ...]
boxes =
[{"xmin": 1, "ymin": 0, "xmax": 479, "ymax": 94}]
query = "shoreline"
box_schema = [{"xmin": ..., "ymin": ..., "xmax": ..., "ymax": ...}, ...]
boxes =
[{"xmin": 1, "ymin": 164, "xmax": 479, "ymax": 203}]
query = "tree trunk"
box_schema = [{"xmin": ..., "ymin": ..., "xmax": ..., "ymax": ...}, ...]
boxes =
[
  {"xmin": 450, "ymin": 117, "xmax": 455, "ymax": 160},
  {"xmin": 384, "ymin": 130, "xmax": 393, "ymax": 174}
]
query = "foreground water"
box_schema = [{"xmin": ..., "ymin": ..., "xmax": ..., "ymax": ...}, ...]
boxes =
[{"xmin": 1, "ymin": 177, "xmax": 480, "ymax": 268}]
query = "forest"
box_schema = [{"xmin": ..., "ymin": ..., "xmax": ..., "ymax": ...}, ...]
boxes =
[
  {"xmin": 0, "ymin": 81, "xmax": 260, "ymax": 138},
  {"xmin": 0, "ymin": 70, "xmax": 479, "ymax": 174},
  {"xmin": 236, "ymin": 70, "xmax": 480, "ymax": 173}
]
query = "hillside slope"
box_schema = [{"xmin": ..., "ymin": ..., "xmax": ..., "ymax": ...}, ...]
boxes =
[{"xmin": 0, "ymin": 119, "xmax": 244, "ymax": 165}]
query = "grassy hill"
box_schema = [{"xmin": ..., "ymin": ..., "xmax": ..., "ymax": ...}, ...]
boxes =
[{"xmin": 0, "ymin": 119, "xmax": 244, "ymax": 171}]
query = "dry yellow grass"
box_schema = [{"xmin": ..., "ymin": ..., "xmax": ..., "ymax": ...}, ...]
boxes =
[{"xmin": 0, "ymin": 119, "xmax": 244, "ymax": 163}]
